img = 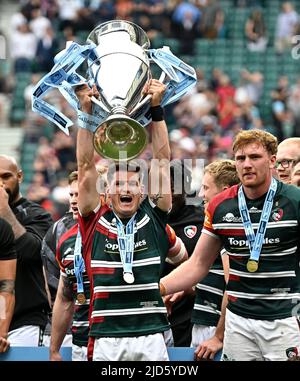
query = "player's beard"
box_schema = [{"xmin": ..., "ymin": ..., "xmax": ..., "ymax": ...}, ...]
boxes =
[{"xmin": 7, "ymin": 182, "xmax": 20, "ymax": 206}]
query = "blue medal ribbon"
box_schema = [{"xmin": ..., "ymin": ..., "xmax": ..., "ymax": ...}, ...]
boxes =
[
  {"xmin": 73, "ymin": 227, "xmax": 85, "ymax": 298},
  {"xmin": 238, "ymin": 177, "xmax": 277, "ymax": 268},
  {"xmin": 114, "ymin": 213, "xmax": 136, "ymax": 283},
  {"xmin": 147, "ymin": 47, "xmax": 196, "ymax": 107},
  {"xmin": 32, "ymin": 41, "xmax": 100, "ymax": 134}
]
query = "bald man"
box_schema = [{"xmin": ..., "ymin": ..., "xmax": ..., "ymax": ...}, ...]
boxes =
[
  {"xmin": 0, "ymin": 155, "xmax": 52, "ymax": 346},
  {"xmin": 276, "ymin": 138, "xmax": 300, "ymax": 183}
]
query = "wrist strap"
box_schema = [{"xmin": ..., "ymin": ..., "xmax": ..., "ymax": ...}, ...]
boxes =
[
  {"xmin": 151, "ymin": 105, "xmax": 164, "ymax": 122},
  {"xmin": 77, "ymin": 110, "xmax": 99, "ymax": 132}
]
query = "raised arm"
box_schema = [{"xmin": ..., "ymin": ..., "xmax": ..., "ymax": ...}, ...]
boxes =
[
  {"xmin": 160, "ymin": 232, "xmax": 222, "ymax": 296},
  {"xmin": 147, "ymin": 80, "xmax": 171, "ymax": 212},
  {"xmin": 75, "ymin": 85, "xmax": 100, "ymax": 216}
]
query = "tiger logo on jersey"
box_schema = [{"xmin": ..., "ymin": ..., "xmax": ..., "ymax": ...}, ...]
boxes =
[
  {"xmin": 184, "ymin": 225, "xmax": 197, "ymax": 238},
  {"xmin": 271, "ymin": 208, "xmax": 283, "ymax": 221}
]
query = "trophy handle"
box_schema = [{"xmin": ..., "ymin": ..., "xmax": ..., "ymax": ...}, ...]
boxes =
[
  {"xmin": 129, "ymin": 94, "xmax": 151, "ymax": 116},
  {"xmin": 129, "ymin": 72, "xmax": 165, "ymax": 118},
  {"xmin": 159, "ymin": 72, "xmax": 166, "ymax": 83},
  {"xmin": 91, "ymin": 96, "xmax": 110, "ymax": 114}
]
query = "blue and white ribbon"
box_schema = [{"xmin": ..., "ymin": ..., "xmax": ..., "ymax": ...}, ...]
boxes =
[
  {"xmin": 238, "ymin": 177, "xmax": 277, "ymax": 263},
  {"xmin": 73, "ymin": 226, "xmax": 85, "ymax": 295},
  {"xmin": 114, "ymin": 213, "xmax": 137, "ymax": 283},
  {"xmin": 32, "ymin": 41, "xmax": 99, "ymax": 134},
  {"xmin": 132, "ymin": 46, "xmax": 196, "ymax": 127},
  {"xmin": 148, "ymin": 46, "xmax": 197, "ymax": 107}
]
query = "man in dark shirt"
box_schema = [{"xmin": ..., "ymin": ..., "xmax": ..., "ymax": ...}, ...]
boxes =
[
  {"xmin": 163, "ymin": 159, "xmax": 204, "ymax": 346},
  {"xmin": 0, "ymin": 217, "xmax": 17, "ymax": 352},
  {"xmin": 0, "ymin": 155, "xmax": 52, "ymax": 346},
  {"xmin": 41, "ymin": 171, "xmax": 78, "ymax": 348}
]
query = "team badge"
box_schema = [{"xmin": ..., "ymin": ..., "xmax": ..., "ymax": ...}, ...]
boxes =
[
  {"xmin": 184, "ymin": 225, "xmax": 197, "ymax": 238},
  {"xmin": 272, "ymin": 208, "xmax": 283, "ymax": 221},
  {"xmin": 286, "ymin": 347, "xmax": 299, "ymax": 359}
]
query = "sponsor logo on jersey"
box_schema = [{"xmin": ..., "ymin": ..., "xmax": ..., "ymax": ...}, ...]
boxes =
[
  {"xmin": 140, "ymin": 301, "xmax": 159, "ymax": 308},
  {"xmin": 105, "ymin": 239, "xmax": 147, "ymax": 251},
  {"xmin": 223, "ymin": 213, "xmax": 242, "ymax": 223},
  {"xmin": 271, "ymin": 208, "xmax": 283, "ymax": 221},
  {"xmin": 65, "ymin": 267, "xmax": 75, "ymax": 276},
  {"xmin": 249, "ymin": 206, "xmax": 261, "ymax": 213},
  {"xmin": 228, "ymin": 237, "xmax": 280, "ymax": 247},
  {"xmin": 270, "ymin": 287, "xmax": 290, "ymax": 294},
  {"xmin": 184, "ymin": 225, "xmax": 197, "ymax": 238}
]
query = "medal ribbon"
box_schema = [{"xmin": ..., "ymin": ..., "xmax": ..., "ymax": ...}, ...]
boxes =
[
  {"xmin": 73, "ymin": 227, "xmax": 85, "ymax": 295},
  {"xmin": 238, "ymin": 177, "xmax": 277, "ymax": 264},
  {"xmin": 114, "ymin": 213, "xmax": 136, "ymax": 280},
  {"xmin": 32, "ymin": 41, "xmax": 104, "ymax": 134}
]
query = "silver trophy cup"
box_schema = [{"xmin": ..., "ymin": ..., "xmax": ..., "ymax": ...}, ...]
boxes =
[
  {"xmin": 32, "ymin": 20, "xmax": 197, "ymax": 161},
  {"xmin": 87, "ymin": 21, "xmax": 151, "ymax": 160}
]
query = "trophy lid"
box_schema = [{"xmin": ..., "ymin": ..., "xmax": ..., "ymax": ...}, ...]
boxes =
[{"xmin": 87, "ymin": 20, "xmax": 150, "ymax": 49}]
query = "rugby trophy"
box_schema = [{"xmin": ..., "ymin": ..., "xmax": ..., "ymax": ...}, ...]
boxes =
[{"xmin": 32, "ymin": 20, "xmax": 197, "ymax": 160}]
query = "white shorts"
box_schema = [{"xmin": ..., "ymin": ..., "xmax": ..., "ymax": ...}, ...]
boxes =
[
  {"xmin": 42, "ymin": 333, "xmax": 72, "ymax": 347},
  {"xmin": 72, "ymin": 344, "xmax": 87, "ymax": 361},
  {"xmin": 223, "ymin": 309, "xmax": 300, "ymax": 361},
  {"xmin": 8, "ymin": 325, "xmax": 44, "ymax": 346},
  {"xmin": 191, "ymin": 324, "xmax": 216, "ymax": 347},
  {"xmin": 92, "ymin": 333, "xmax": 169, "ymax": 361}
]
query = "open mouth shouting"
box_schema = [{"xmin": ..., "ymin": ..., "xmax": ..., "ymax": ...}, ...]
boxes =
[
  {"xmin": 120, "ymin": 194, "xmax": 133, "ymax": 205},
  {"xmin": 71, "ymin": 206, "xmax": 79, "ymax": 216}
]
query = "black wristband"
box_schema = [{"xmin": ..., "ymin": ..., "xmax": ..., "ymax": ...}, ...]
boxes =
[{"xmin": 150, "ymin": 105, "xmax": 164, "ymax": 122}]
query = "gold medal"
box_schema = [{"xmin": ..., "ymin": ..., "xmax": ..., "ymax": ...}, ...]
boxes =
[
  {"xmin": 77, "ymin": 293, "xmax": 86, "ymax": 304},
  {"xmin": 247, "ymin": 260, "xmax": 258, "ymax": 273}
]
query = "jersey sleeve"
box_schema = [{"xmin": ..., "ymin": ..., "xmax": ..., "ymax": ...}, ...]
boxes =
[
  {"xmin": 165, "ymin": 224, "xmax": 188, "ymax": 265},
  {"xmin": 78, "ymin": 204, "xmax": 103, "ymax": 247},
  {"xmin": 0, "ymin": 218, "xmax": 17, "ymax": 260},
  {"xmin": 202, "ymin": 203, "xmax": 219, "ymax": 239},
  {"xmin": 56, "ymin": 236, "xmax": 66, "ymax": 275}
]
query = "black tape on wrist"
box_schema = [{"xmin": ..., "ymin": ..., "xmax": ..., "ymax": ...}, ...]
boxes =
[{"xmin": 150, "ymin": 105, "xmax": 164, "ymax": 122}]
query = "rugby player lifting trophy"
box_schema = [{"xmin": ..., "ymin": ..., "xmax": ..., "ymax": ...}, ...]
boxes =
[{"xmin": 32, "ymin": 20, "xmax": 196, "ymax": 160}]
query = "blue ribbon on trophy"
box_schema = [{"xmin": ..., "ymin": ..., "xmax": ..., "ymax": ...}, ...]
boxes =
[
  {"xmin": 32, "ymin": 20, "xmax": 197, "ymax": 160},
  {"xmin": 32, "ymin": 41, "xmax": 101, "ymax": 134}
]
